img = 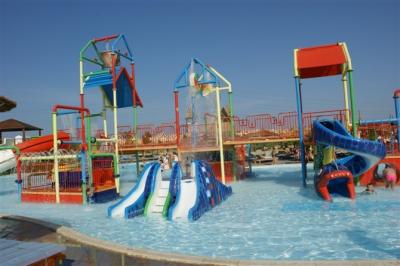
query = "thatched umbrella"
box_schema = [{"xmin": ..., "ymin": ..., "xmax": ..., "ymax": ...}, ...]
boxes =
[{"xmin": 0, "ymin": 96, "xmax": 17, "ymax": 112}]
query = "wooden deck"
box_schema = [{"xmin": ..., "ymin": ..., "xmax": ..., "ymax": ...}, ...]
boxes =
[
  {"xmin": 0, "ymin": 239, "xmax": 65, "ymax": 266},
  {"xmin": 119, "ymin": 144, "xmax": 177, "ymax": 153},
  {"xmin": 118, "ymin": 137, "xmax": 300, "ymax": 154},
  {"xmin": 224, "ymin": 137, "xmax": 300, "ymax": 146}
]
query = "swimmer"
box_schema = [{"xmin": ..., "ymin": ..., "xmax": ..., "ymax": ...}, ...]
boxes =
[{"xmin": 361, "ymin": 183, "xmax": 376, "ymax": 195}]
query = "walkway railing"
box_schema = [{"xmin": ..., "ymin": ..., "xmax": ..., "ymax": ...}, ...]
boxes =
[
  {"xmin": 117, "ymin": 109, "xmax": 348, "ymax": 151},
  {"xmin": 359, "ymin": 122, "xmax": 399, "ymax": 156}
]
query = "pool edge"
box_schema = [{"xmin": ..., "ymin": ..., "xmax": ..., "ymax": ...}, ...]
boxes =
[{"xmin": 0, "ymin": 213, "xmax": 398, "ymax": 266}]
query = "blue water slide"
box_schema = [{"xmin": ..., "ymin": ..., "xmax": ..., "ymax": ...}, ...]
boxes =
[
  {"xmin": 188, "ymin": 161, "xmax": 233, "ymax": 221},
  {"xmin": 107, "ymin": 162, "xmax": 159, "ymax": 218},
  {"xmin": 313, "ymin": 120, "xmax": 386, "ymax": 176},
  {"xmin": 166, "ymin": 162, "xmax": 183, "ymax": 220},
  {"xmin": 168, "ymin": 160, "xmax": 232, "ymax": 221}
]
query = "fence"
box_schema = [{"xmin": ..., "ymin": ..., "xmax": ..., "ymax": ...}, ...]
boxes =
[
  {"xmin": 92, "ymin": 156, "xmax": 115, "ymax": 191},
  {"xmin": 117, "ymin": 109, "xmax": 349, "ymax": 150},
  {"xmin": 20, "ymin": 152, "xmax": 83, "ymax": 193},
  {"xmin": 359, "ymin": 122, "xmax": 399, "ymax": 155}
]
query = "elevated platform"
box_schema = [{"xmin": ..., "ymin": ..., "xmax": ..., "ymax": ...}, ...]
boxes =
[{"xmin": 117, "ymin": 109, "xmax": 347, "ymax": 154}]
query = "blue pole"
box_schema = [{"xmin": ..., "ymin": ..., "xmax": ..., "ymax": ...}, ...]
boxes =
[
  {"xmin": 394, "ymin": 94, "xmax": 400, "ymax": 152},
  {"xmin": 17, "ymin": 182, "xmax": 21, "ymax": 202},
  {"xmin": 295, "ymin": 77, "xmax": 307, "ymax": 187}
]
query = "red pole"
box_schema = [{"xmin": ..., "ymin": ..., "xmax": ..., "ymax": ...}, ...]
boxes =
[
  {"xmin": 93, "ymin": 34, "xmax": 119, "ymax": 43},
  {"xmin": 79, "ymin": 94, "xmax": 87, "ymax": 150},
  {"xmin": 174, "ymin": 91, "xmax": 180, "ymax": 146},
  {"xmin": 16, "ymin": 155, "xmax": 21, "ymax": 182}
]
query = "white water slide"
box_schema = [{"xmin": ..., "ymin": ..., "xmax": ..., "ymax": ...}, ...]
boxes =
[
  {"xmin": 108, "ymin": 163, "xmax": 156, "ymax": 218},
  {"xmin": 0, "ymin": 149, "xmax": 16, "ymax": 174}
]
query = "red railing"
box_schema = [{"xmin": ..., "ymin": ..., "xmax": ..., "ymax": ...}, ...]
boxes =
[
  {"xmin": 92, "ymin": 157, "xmax": 115, "ymax": 190},
  {"xmin": 359, "ymin": 122, "xmax": 399, "ymax": 155},
  {"xmin": 21, "ymin": 159, "xmax": 84, "ymax": 192},
  {"xmin": 118, "ymin": 122, "xmax": 176, "ymax": 148},
  {"xmin": 117, "ymin": 109, "xmax": 348, "ymax": 150}
]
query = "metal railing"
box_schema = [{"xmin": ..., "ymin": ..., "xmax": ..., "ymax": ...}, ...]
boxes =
[{"xmin": 117, "ymin": 109, "xmax": 348, "ymax": 150}]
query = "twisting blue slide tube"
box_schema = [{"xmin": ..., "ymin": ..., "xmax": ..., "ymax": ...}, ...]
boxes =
[{"xmin": 313, "ymin": 120, "xmax": 386, "ymax": 177}]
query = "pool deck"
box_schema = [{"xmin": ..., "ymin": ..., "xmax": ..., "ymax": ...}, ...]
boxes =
[{"xmin": 0, "ymin": 213, "xmax": 398, "ymax": 266}]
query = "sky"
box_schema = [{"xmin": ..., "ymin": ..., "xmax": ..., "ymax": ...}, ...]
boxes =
[{"xmin": 0, "ymin": 0, "xmax": 399, "ymax": 136}]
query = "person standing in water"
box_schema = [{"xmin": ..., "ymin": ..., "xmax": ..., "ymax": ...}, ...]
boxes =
[{"xmin": 383, "ymin": 164, "xmax": 397, "ymax": 190}]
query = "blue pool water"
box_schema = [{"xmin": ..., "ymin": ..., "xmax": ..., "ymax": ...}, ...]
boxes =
[{"xmin": 0, "ymin": 163, "xmax": 399, "ymax": 260}]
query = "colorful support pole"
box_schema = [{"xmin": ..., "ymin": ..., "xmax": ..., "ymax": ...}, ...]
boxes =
[
  {"xmin": 111, "ymin": 54, "xmax": 120, "ymax": 193},
  {"xmin": 16, "ymin": 154, "xmax": 21, "ymax": 202},
  {"xmin": 295, "ymin": 77, "xmax": 307, "ymax": 187},
  {"xmin": 80, "ymin": 150, "xmax": 87, "ymax": 204},
  {"xmin": 131, "ymin": 63, "xmax": 140, "ymax": 176},
  {"xmin": 342, "ymin": 75, "xmax": 351, "ymax": 129},
  {"xmin": 134, "ymin": 105, "xmax": 140, "ymax": 175},
  {"xmin": 228, "ymin": 91, "xmax": 235, "ymax": 138},
  {"xmin": 247, "ymin": 144, "xmax": 252, "ymax": 175},
  {"xmin": 209, "ymin": 65, "xmax": 234, "ymax": 182},
  {"xmin": 215, "ymin": 88, "xmax": 226, "ymax": 184},
  {"xmin": 52, "ymin": 112, "xmax": 60, "ymax": 203},
  {"xmin": 393, "ymin": 92, "xmax": 400, "ymax": 151},
  {"xmin": 347, "ymin": 71, "xmax": 358, "ymax": 136},
  {"xmin": 102, "ymin": 91, "xmax": 108, "ymax": 138},
  {"xmin": 84, "ymin": 116, "xmax": 93, "ymax": 200},
  {"xmin": 174, "ymin": 91, "xmax": 180, "ymax": 146},
  {"xmin": 228, "ymin": 91, "xmax": 237, "ymax": 181}
]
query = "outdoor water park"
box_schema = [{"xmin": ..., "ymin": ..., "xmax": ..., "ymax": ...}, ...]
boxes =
[{"xmin": 0, "ymin": 0, "xmax": 399, "ymax": 265}]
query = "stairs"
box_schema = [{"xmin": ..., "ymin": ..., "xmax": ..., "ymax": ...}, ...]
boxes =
[{"xmin": 150, "ymin": 181, "xmax": 170, "ymax": 214}]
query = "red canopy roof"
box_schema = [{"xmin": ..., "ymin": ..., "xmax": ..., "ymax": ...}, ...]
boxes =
[{"xmin": 295, "ymin": 43, "xmax": 348, "ymax": 79}]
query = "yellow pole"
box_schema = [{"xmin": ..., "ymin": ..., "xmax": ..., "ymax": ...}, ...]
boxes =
[
  {"xmin": 342, "ymin": 74, "xmax": 351, "ymax": 129},
  {"xmin": 293, "ymin": 49, "xmax": 299, "ymax": 77},
  {"xmin": 216, "ymin": 88, "xmax": 226, "ymax": 184},
  {"xmin": 52, "ymin": 112, "xmax": 60, "ymax": 204},
  {"xmin": 113, "ymin": 89, "xmax": 120, "ymax": 193}
]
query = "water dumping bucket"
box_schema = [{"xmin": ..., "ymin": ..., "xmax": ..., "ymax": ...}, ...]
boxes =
[{"xmin": 100, "ymin": 51, "xmax": 120, "ymax": 67}]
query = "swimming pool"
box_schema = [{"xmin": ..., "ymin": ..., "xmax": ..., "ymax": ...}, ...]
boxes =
[{"xmin": 0, "ymin": 163, "xmax": 399, "ymax": 260}]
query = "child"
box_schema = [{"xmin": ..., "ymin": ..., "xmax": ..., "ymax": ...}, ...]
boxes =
[
  {"xmin": 361, "ymin": 183, "xmax": 376, "ymax": 195},
  {"xmin": 383, "ymin": 165, "xmax": 397, "ymax": 190}
]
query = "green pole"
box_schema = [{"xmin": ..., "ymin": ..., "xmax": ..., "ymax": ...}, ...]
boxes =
[
  {"xmin": 85, "ymin": 116, "xmax": 93, "ymax": 195},
  {"xmin": 228, "ymin": 91, "xmax": 237, "ymax": 181},
  {"xmin": 228, "ymin": 91, "xmax": 235, "ymax": 138},
  {"xmin": 134, "ymin": 106, "xmax": 140, "ymax": 175},
  {"xmin": 52, "ymin": 112, "xmax": 60, "ymax": 204},
  {"xmin": 347, "ymin": 70, "xmax": 358, "ymax": 136}
]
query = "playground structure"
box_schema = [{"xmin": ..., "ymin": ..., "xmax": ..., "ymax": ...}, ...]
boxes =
[
  {"xmin": 16, "ymin": 34, "xmax": 142, "ymax": 204},
  {"xmin": 291, "ymin": 42, "xmax": 396, "ymax": 200},
  {"xmin": 120, "ymin": 57, "xmax": 351, "ymax": 183},
  {"xmin": 2, "ymin": 37, "xmax": 398, "ymax": 205},
  {"xmin": 173, "ymin": 58, "xmax": 236, "ymax": 184},
  {"xmin": 293, "ymin": 42, "xmax": 357, "ymax": 187},
  {"xmin": 19, "ymin": 105, "xmax": 119, "ymax": 204}
]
